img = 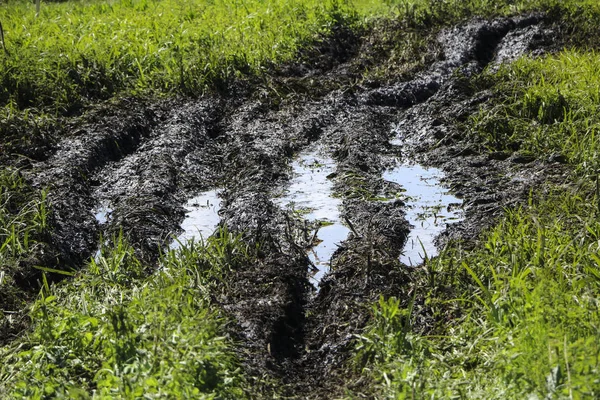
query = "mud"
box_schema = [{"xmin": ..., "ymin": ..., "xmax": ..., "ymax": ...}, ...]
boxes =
[{"xmin": 4, "ymin": 12, "xmax": 571, "ymax": 398}]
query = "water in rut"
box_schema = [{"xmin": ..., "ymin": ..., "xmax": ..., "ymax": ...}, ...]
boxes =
[
  {"xmin": 384, "ymin": 164, "xmax": 463, "ymax": 265},
  {"xmin": 93, "ymin": 204, "xmax": 113, "ymax": 260},
  {"xmin": 276, "ymin": 150, "xmax": 350, "ymax": 287},
  {"xmin": 94, "ymin": 204, "xmax": 112, "ymax": 225},
  {"xmin": 171, "ymin": 190, "xmax": 221, "ymax": 248}
]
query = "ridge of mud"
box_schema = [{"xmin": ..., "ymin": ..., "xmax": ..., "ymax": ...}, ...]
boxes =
[
  {"xmin": 359, "ymin": 14, "xmax": 545, "ymax": 108},
  {"xmin": 5, "ymin": 11, "xmax": 570, "ymax": 399},
  {"xmin": 92, "ymin": 99, "xmax": 228, "ymax": 260},
  {"xmin": 22, "ymin": 99, "xmax": 167, "ymax": 273}
]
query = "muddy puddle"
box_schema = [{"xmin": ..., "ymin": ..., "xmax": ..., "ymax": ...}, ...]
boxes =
[
  {"xmin": 275, "ymin": 150, "xmax": 350, "ymax": 287},
  {"xmin": 170, "ymin": 190, "xmax": 221, "ymax": 248},
  {"xmin": 92, "ymin": 204, "xmax": 113, "ymax": 260},
  {"xmin": 383, "ymin": 163, "xmax": 462, "ymax": 266},
  {"xmin": 94, "ymin": 204, "xmax": 112, "ymax": 225}
]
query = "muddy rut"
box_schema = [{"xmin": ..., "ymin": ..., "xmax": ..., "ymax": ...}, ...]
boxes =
[{"xmin": 15, "ymin": 14, "xmax": 570, "ymax": 398}]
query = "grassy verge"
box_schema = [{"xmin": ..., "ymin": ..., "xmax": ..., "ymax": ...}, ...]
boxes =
[
  {"xmin": 0, "ymin": 0, "xmax": 364, "ymax": 115},
  {"xmin": 356, "ymin": 189, "xmax": 600, "ymax": 398},
  {"xmin": 2, "ymin": 0, "xmax": 597, "ymax": 118},
  {"xmin": 472, "ymin": 50, "xmax": 600, "ymax": 176},
  {"xmin": 354, "ymin": 11, "xmax": 600, "ymax": 399},
  {"xmin": 0, "ymin": 229, "xmax": 250, "ymax": 398}
]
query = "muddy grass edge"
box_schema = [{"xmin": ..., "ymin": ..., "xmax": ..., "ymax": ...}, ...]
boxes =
[
  {"xmin": 352, "ymin": 21, "xmax": 600, "ymax": 400},
  {"xmin": 0, "ymin": 228, "xmax": 257, "ymax": 398}
]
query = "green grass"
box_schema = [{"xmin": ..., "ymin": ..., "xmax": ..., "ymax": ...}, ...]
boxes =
[
  {"xmin": 473, "ymin": 50, "xmax": 600, "ymax": 178},
  {"xmin": 0, "ymin": 228, "xmax": 250, "ymax": 399},
  {"xmin": 355, "ymin": 189, "xmax": 600, "ymax": 398},
  {"xmin": 0, "ymin": 169, "xmax": 49, "ymax": 332},
  {"xmin": 0, "ymin": 169, "xmax": 48, "ymax": 266},
  {"xmin": 2, "ymin": 0, "xmax": 597, "ymax": 118},
  {"xmin": 0, "ymin": 0, "xmax": 364, "ymax": 115},
  {"xmin": 0, "ymin": 0, "xmax": 597, "ymax": 128}
]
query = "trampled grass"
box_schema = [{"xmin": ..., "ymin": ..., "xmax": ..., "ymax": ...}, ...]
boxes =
[{"xmin": 0, "ymin": 229, "xmax": 250, "ymax": 398}]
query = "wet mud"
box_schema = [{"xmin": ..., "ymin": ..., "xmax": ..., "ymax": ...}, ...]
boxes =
[{"xmin": 4, "ymin": 12, "xmax": 572, "ymax": 398}]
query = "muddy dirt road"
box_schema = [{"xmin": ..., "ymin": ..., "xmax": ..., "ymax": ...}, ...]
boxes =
[{"xmin": 10, "ymin": 13, "xmax": 570, "ymax": 398}]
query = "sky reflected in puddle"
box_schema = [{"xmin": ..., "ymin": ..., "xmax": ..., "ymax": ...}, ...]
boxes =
[
  {"xmin": 94, "ymin": 204, "xmax": 112, "ymax": 225},
  {"xmin": 276, "ymin": 151, "xmax": 349, "ymax": 287},
  {"xmin": 92, "ymin": 204, "xmax": 113, "ymax": 261},
  {"xmin": 171, "ymin": 190, "xmax": 221, "ymax": 249},
  {"xmin": 383, "ymin": 164, "xmax": 462, "ymax": 266}
]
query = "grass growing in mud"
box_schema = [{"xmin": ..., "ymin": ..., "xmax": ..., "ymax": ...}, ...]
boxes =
[
  {"xmin": 0, "ymin": 229, "xmax": 250, "ymax": 398},
  {"xmin": 0, "ymin": 169, "xmax": 50, "ymax": 341}
]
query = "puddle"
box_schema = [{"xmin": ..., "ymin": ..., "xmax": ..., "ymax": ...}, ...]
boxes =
[
  {"xmin": 170, "ymin": 190, "xmax": 221, "ymax": 248},
  {"xmin": 275, "ymin": 151, "xmax": 350, "ymax": 287},
  {"xmin": 94, "ymin": 204, "xmax": 112, "ymax": 225},
  {"xmin": 92, "ymin": 204, "xmax": 113, "ymax": 262},
  {"xmin": 383, "ymin": 164, "xmax": 462, "ymax": 266}
]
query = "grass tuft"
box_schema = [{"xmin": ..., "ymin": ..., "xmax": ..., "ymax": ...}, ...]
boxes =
[
  {"xmin": 471, "ymin": 50, "xmax": 600, "ymax": 175},
  {"xmin": 0, "ymin": 169, "xmax": 49, "ymax": 328},
  {"xmin": 0, "ymin": 228, "xmax": 250, "ymax": 398}
]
